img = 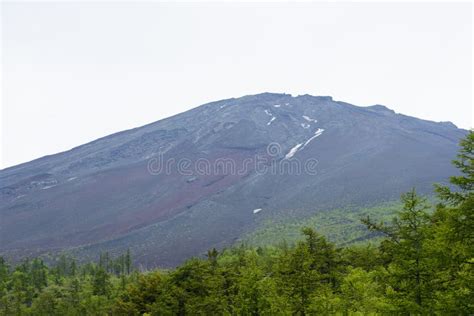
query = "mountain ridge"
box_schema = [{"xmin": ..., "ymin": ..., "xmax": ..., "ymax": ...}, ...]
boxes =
[{"xmin": 0, "ymin": 92, "xmax": 461, "ymax": 173}]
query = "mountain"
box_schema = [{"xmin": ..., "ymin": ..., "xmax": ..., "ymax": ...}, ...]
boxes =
[{"xmin": 0, "ymin": 93, "xmax": 466, "ymax": 267}]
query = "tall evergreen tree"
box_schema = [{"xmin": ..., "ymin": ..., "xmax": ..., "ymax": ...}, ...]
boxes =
[
  {"xmin": 363, "ymin": 189, "xmax": 434, "ymax": 313},
  {"xmin": 432, "ymin": 131, "xmax": 474, "ymax": 313},
  {"xmin": 92, "ymin": 267, "xmax": 111, "ymax": 297}
]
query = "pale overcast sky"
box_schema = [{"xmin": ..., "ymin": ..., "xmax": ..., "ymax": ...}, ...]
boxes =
[{"xmin": 1, "ymin": 2, "xmax": 472, "ymax": 169}]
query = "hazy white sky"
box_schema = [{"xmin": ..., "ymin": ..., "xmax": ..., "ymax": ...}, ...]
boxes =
[{"xmin": 1, "ymin": 2, "xmax": 472, "ymax": 169}]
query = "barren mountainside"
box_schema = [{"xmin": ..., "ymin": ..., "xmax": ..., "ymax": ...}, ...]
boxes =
[{"xmin": 0, "ymin": 93, "xmax": 466, "ymax": 267}]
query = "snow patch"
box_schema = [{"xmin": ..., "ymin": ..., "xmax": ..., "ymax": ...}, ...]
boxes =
[
  {"xmin": 67, "ymin": 177, "xmax": 77, "ymax": 182},
  {"xmin": 253, "ymin": 208, "xmax": 262, "ymax": 214},
  {"xmin": 285, "ymin": 143, "xmax": 303, "ymax": 159},
  {"xmin": 301, "ymin": 123, "xmax": 310, "ymax": 129},
  {"xmin": 267, "ymin": 117, "xmax": 276, "ymax": 125},
  {"xmin": 284, "ymin": 129, "xmax": 325, "ymax": 159},
  {"xmin": 302, "ymin": 115, "xmax": 317, "ymax": 123},
  {"xmin": 273, "ymin": 104, "xmax": 281, "ymax": 108},
  {"xmin": 301, "ymin": 128, "xmax": 325, "ymax": 149},
  {"xmin": 264, "ymin": 109, "xmax": 276, "ymax": 125},
  {"xmin": 315, "ymin": 128, "xmax": 325, "ymax": 136},
  {"xmin": 42, "ymin": 185, "xmax": 57, "ymax": 190},
  {"xmin": 220, "ymin": 104, "xmax": 228, "ymax": 109}
]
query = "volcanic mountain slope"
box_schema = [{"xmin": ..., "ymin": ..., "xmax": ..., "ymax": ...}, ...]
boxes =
[{"xmin": 0, "ymin": 93, "xmax": 466, "ymax": 266}]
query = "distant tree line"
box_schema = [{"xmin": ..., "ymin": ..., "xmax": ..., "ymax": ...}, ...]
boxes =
[{"xmin": 0, "ymin": 132, "xmax": 473, "ymax": 315}]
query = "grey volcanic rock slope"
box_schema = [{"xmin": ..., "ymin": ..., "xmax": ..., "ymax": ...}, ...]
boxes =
[{"xmin": 0, "ymin": 93, "xmax": 466, "ymax": 266}]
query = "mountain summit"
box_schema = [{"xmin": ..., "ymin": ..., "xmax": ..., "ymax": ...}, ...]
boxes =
[{"xmin": 0, "ymin": 93, "xmax": 466, "ymax": 266}]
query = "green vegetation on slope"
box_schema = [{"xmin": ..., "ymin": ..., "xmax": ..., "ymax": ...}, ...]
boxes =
[
  {"xmin": 0, "ymin": 131, "xmax": 472, "ymax": 315},
  {"xmin": 243, "ymin": 202, "xmax": 403, "ymax": 248}
]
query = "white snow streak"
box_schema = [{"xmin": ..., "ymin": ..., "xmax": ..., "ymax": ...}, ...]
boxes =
[
  {"xmin": 285, "ymin": 143, "xmax": 303, "ymax": 159},
  {"xmin": 284, "ymin": 128, "xmax": 325, "ymax": 159},
  {"xmin": 302, "ymin": 115, "xmax": 317, "ymax": 123},
  {"xmin": 267, "ymin": 117, "xmax": 276, "ymax": 125},
  {"xmin": 42, "ymin": 185, "xmax": 57, "ymax": 190},
  {"xmin": 253, "ymin": 208, "xmax": 262, "ymax": 214},
  {"xmin": 273, "ymin": 104, "xmax": 281, "ymax": 108},
  {"xmin": 264, "ymin": 109, "xmax": 272, "ymax": 116},
  {"xmin": 302, "ymin": 128, "xmax": 325, "ymax": 149},
  {"xmin": 301, "ymin": 123, "xmax": 310, "ymax": 129}
]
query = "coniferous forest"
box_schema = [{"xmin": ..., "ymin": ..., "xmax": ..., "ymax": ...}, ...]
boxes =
[{"xmin": 0, "ymin": 132, "xmax": 473, "ymax": 315}]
